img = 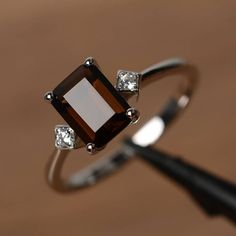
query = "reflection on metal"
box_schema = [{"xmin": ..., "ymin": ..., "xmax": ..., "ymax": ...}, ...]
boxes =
[
  {"xmin": 178, "ymin": 95, "xmax": 189, "ymax": 108},
  {"xmin": 132, "ymin": 116, "xmax": 165, "ymax": 147}
]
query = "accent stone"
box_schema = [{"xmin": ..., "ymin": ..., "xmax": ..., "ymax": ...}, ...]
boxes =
[
  {"xmin": 116, "ymin": 70, "xmax": 140, "ymax": 92},
  {"xmin": 55, "ymin": 125, "xmax": 76, "ymax": 149}
]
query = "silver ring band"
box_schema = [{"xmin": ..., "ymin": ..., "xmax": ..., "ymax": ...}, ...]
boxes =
[{"xmin": 45, "ymin": 58, "xmax": 198, "ymax": 192}]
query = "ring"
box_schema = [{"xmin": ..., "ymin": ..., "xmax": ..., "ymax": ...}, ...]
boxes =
[{"xmin": 44, "ymin": 57, "xmax": 198, "ymax": 192}]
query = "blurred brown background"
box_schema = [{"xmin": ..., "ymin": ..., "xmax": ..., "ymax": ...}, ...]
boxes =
[{"xmin": 1, "ymin": 0, "xmax": 236, "ymax": 235}]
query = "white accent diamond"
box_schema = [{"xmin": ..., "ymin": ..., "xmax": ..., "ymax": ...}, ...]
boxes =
[
  {"xmin": 116, "ymin": 70, "xmax": 140, "ymax": 92},
  {"xmin": 55, "ymin": 125, "xmax": 76, "ymax": 149}
]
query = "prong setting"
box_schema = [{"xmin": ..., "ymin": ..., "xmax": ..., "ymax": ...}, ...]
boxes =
[
  {"xmin": 44, "ymin": 91, "xmax": 54, "ymax": 102},
  {"xmin": 47, "ymin": 58, "xmax": 132, "ymax": 151},
  {"xmin": 86, "ymin": 143, "xmax": 97, "ymax": 155},
  {"xmin": 84, "ymin": 57, "xmax": 95, "ymax": 67},
  {"xmin": 126, "ymin": 108, "xmax": 140, "ymax": 124}
]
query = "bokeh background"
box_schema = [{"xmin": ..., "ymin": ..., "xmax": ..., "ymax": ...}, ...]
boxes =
[{"xmin": 1, "ymin": 0, "xmax": 236, "ymax": 235}]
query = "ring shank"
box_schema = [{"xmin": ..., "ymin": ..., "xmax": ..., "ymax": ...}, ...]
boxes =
[{"xmin": 46, "ymin": 58, "xmax": 198, "ymax": 192}]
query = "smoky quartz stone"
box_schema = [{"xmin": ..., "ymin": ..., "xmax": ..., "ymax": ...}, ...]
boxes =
[{"xmin": 51, "ymin": 64, "xmax": 131, "ymax": 148}]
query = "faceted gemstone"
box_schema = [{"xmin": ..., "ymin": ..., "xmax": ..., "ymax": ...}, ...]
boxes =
[
  {"xmin": 64, "ymin": 78, "xmax": 115, "ymax": 132},
  {"xmin": 51, "ymin": 63, "xmax": 131, "ymax": 148},
  {"xmin": 55, "ymin": 125, "xmax": 76, "ymax": 149},
  {"xmin": 116, "ymin": 70, "xmax": 141, "ymax": 92}
]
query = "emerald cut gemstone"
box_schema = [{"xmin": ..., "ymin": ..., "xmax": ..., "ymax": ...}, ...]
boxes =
[{"xmin": 51, "ymin": 64, "xmax": 131, "ymax": 148}]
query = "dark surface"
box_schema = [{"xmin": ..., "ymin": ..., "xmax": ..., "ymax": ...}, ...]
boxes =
[
  {"xmin": 1, "ymin": 0, "xmax": 236, "ymax": 235},
  {"xmin": 124, "ymin": 139, "xmax": 236, "ymax": 223}
]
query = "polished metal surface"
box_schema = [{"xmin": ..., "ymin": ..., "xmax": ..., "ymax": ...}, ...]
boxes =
[
  {"xmin": 86, "ymin": 143, "xmax": 97, "ymax": 155},
  {"xmin": 44, "ymin": 91, "xmax": 54, "ymax": 102},
  {"xmin": 84, "ymin": 57, "xmax": 95, "ymax": 67},
  {"xmin": 46, "ymin": 58, "xmax": 198, "ymax": 192},
  {"xmin": 126, "ymin": 108, "xmax": 140, "ymax": 124}
]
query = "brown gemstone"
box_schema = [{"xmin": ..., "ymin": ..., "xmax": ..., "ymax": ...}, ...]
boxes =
[{"xmin": 51, "ymin": 63, "xmax": 131, "ymax": 148}]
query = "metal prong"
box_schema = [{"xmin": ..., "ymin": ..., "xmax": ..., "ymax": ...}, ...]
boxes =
[
  {"xmin": 126, "ymin": 108, "xmax": 140, "ymax": 124},
  {"xmin": 44, "ymin": 91, "xmax": 54, "ymax": 102},
  {"xmin": 86, "ymin": 143, "xmax": 97, "ymax": 155},
  {"xmin": 84, "ymin": 57, "xmax": 95, "ymax": 67}
]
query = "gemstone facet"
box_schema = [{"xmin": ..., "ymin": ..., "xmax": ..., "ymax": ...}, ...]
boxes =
[
  {"xmin": 55, "ymin": 125, "xmax": 76, "ymax": 149},
  {"xmin": 116, "ymin": 70, "xmax": 141, "ymax": 92},
  {"xmin": 51, "ymin": 63, "xmax": 131, "ymax": 148},
  {"xmin": 63, "ymin": 78, "xmax": 115, "ymax": 132}
]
